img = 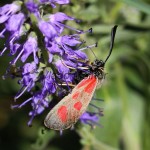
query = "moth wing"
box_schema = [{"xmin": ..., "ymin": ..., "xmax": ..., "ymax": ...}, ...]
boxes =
[{"xmin": 44, "ymin": 75, "xmax": 99, "ymax": 130}]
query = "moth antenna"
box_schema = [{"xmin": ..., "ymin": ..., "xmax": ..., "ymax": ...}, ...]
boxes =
[
  {"xmin": 88, "ymin": 42, "xmax": 98, "ymax": 59},
  {"xmin": 104, "ymin": 25, "xmax": 118, "ymax": 64},
  {"xmin": 76, "ymin": 40, "xmax": 86, "ymax": 49}
]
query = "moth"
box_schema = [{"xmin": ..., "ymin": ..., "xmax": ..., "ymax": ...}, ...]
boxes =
[{"xmin": 44, "ymin": 25, "xmax": 118, "ymax": 130}]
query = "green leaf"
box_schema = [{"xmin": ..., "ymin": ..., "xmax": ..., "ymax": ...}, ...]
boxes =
[
  {"xmin": 78, "ymin": 126, "xmax": 119, "ymax": 150},
  {"xmin": 78, "ymin": 5, "xmax": 100, "ymax": 21},
  {"xmin": 125, "ymin": 68, "xmax": 144, "ymax": 89},
  {"xmin": 122, "ymin": 0, "xmax": 150, "ymax": 15}
]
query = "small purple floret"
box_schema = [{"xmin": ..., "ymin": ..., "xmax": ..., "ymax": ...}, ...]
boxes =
[
  {"xmin": 25, "ymin": 0, "xmax": 39, "ymax": 13},
  {"xmin": 55, "ymin": 60, "xmax": 74, "ymax": 82},
  {"xmin": 80, "ymin": 112, "xmax": 100, "ymax": 126},
  {"xmin": 42, "ymin": 71, "xmax": 56, "ymax": 95},
  {"xmin": 6, "ymin": 13, "xmax": 25, "ymax": 32},
  {"xmin": 21, "ymin": 33, "xmax": 39, "ymax": 64},
  {"xmin": 20, "ymin": 62, "xmax": 37, "ymax": 91},
  {"xmin": 38, "ymin": 20, "xmax": 58, "ymax": 39},
  {"xmin": 30, "ymin": 93, "xmax": 49, "ymax": 116},
  {"xmin": 0, "ymin": 1, "xmax": 22, "ymax": 24},
  {"xmin": 39, "ymin": 0, "xmax": 70, "ymax": 8}
]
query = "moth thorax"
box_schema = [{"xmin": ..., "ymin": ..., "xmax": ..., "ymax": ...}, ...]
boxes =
[
  {"xmin": 92, "ymin": 59, "xmax": 104, "ymax": 68},
  {"xmin": 90, "ymin": 59, "xmax": 105, "ymax": 80},
  {"xmin": 94, "ymin": 68, "xmax": 105, "ymax": 80}
]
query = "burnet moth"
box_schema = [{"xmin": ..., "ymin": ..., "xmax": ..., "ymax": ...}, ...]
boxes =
[{"xmin": 44, "ymin": 25, "xmax": 118, "ymax": 130}]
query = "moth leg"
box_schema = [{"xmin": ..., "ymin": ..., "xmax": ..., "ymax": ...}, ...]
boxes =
[
  {"xmin": 89, "ymin": 103, "xmax": 102, "ymax": 111},
  {"xmin": 88, "ymin": 103, "xmax": 104, "ymax": 116},
  {"xmin": 92, "ymin": 97, "xmax": 104, "ymax": 101}
]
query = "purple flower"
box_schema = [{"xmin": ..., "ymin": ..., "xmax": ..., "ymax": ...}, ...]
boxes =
[
  {"xmin": 28, "ymin": 93, "xmax": 49, "ymax": 126},
  {"xmin": 12, "ymin": 92, "xmax": 49, "ymax": 126},
  {"xmin": 45, "ymin": 36, "xmax": 79, "ymax": 63},
  {"xmin": 45, "ymin": 39, "xmax": 63, "ymax": 62},
  {"xmin": 25, "ymin": 0, "xmax": 39, "ymax": 13},
  {"xmin": 49, "ymin": 12, "xmax": 74, "ymax": 24},
  {"xmin": 6, "ymin": 13, "xmax": 25, "ymax": 32},
  {"xmin": 10, "ymin": 43, "xmax": 20, "ymax": 55},
  {"xmin": 21, "ymin": 32, "xmax": 39, "ymax": 64},
  {"xmin": 10, "ymin": 32, "xmax": 38, "ymax": 65},
  {"xmin": 39, "ymin": 0, "xmax": 48, "ymax": 3},
  {"xmin": 0, "ymin": 24, "xmax": 30, "ymax": 56},
  {"xmin": 49, "ymin": 12, "xmax": 74, "ymax": 33},
  {"xmin": 0, "ymin": 3, "xmax": 23, "ymax": 38},
  {"xmin": 50, "ymin": 0, "xmax": 70, "ymax": 5},
  {"xmin": 55, "ymin": 34, "xmax": 81, "ymax": 47},
  {"xmin": 15, "ymin": 62, "xmax": 38, "ymax": 99},
  {"xmin": 80, "ymin": 112, "xmax": 100, "ymax": 127},
  {"xmin": 0, "ymin": 13, "xmax": 25, "ymax": 55},
  {"xmin": 73, "ymin": 50, "xmax": 88, "ymax": 60},
  {"xmin": 38, "ymin": 12, "xmax": 76, "ymax": 40},
  {"xmin": 21, "ymin": 62, "xmax": 37, "ymax": 88},
  {"xmin": 50, "ymin": 0, "xmax": 69, "ymax": 8},
  {"xmin": 54, "ymin": 34, "xmax": 88, "ymax": 61},
  {"xmin": 9, "ymin": 24, "xmax": 30, "ymax": 52},
  {"xmin": 55, "ymin": 60, "xmax": 74, "ymax": 82},
  {"xmin": 63, "ymin": 59, "xmax": 77, "ymax": 68},
  {"xmin": 45, "ymin": 34, "xmax": 89, "ymax": 64},
  {"xmin": 39, "ymin": 0, "xmax": 69, "ymax": 8},
  {"xmin": 38, "ymin": 20, "xmax": 58, "ymax": 39},
  {"xmin": 42, "ymin": 71, "xmax": 57, "ymax": 96},
  {"xmin": 0, "ymin": 1, "xmax": 22, "ymax": 24}
]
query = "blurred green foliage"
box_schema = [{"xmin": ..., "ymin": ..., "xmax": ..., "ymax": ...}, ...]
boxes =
[{"xmin": 0, "ymin": 0, "xmax": 150, "ymax": 150}]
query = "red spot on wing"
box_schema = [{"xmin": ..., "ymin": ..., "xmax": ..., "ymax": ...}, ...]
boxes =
[
  {"xmin": 57, "ymin": 106, "xmax": 67, "ymax": 122},
  {"xmin": 72, "ymin": 92, "xmax": 80, "ymax": 100},
  {"xmin": 76, "ymin": 77, "xmax": 91, "ymax": 89},
  {"xmin": 74, "ymin": 102, "xmax": 82, "ymax": 111},
  {"xmin": 84, "ymin": 77, "xmax": 97, "ymax": 94}
]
